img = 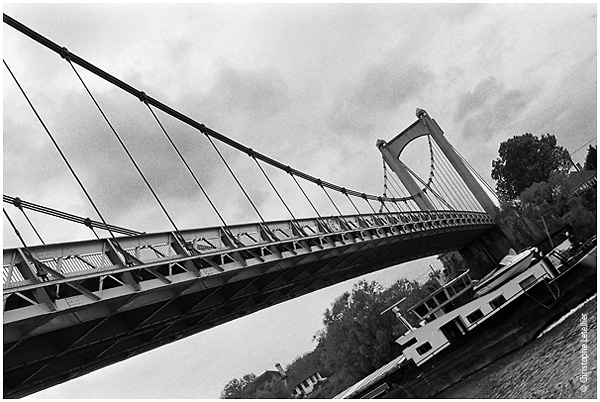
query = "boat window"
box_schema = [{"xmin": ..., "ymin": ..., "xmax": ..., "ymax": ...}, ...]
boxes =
[
  {"xmin": 440, "ymin": 318, "xmax": 467, "ymax": 343},
  {"xmin": 403, "ymin": 337, "xmax": 418, "ymax": 347},
  {"xmin": 466, "ymin": 309, "xmax": 484, "ymax": 324},
  {"xmin": 425, "ymin": 298, "xmax": 438, "ymax": 309},
  {"xmin": 413, "ymin": 304, "xmax": 428, "ymax": 318},
  {"xmin": 519, "ymin": 274, "xmax": 537, "ymax": 290},
  {"xmin": 434, "ymin": 291, "xmax": 448, "ymax": 304},
  {"xmin": 416, "ymin": 342, "xmax": 432, "ymax": 355},
  {"xmin": 489, "ymin": 295, "xmax": 507, "ymax": 310}
]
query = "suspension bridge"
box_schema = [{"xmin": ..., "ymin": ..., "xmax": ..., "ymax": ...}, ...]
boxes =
[{"xmin": 3, "ymin": 14, "xmax": 505, "ymax": 398}]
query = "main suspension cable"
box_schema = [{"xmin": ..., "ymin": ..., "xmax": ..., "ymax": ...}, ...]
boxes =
[{"xmin": 3, "ymin": 14, "xmax": 414, "ymax": 205}]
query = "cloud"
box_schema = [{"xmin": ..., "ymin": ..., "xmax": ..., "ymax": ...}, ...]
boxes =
[
  {"xmin": 206, "ymin": 63, "xmax": 292, "ymax": 120},
  {"xmin": 4, "ymin": 59, "xmax": 303, "ymax": 236},
  {"xmin": 327, "ymin": 59, "xmax": 434, "ymax": 135},
  {"xmin": 453, "ymin": 77, "xmax": 503, "ymax": 122},
  {"xmin": 453, "ymin": 77, "xmax": 531, "ymax": 140},
  {"xmin": 518, "ymin": 54, "xmax": 597, "ymax": 157}
]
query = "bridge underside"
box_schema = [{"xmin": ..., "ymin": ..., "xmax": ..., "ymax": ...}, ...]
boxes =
[{"xmin": 4, "ymin": 211, "xmax": 493, "ymax": 397}]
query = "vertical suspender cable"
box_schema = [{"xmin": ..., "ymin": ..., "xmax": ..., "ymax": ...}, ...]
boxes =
[
  {"xmin": 23, "ymin": 209, "xmax": 45, "ymax": 244},
  {"xmin": 345, "ymin": 193, "xmax": 362, "ymax": 215},
  {"xmin": 451, "ymin": 149, "xmax": 489, "ymax": 212},
  {"xmin": 429, "ymin": 143, "xmax": 460, "ymax": 209},
  {"xmin": 364, "ymin": 197, "xmax": 377, "ymax": 214},
  {"xmin": 383, "ymin": 159, "xmax": 416, "ymax": 211},
  {"xmin": 382, "ymin": 160, "xmax": 402, "ymax": 213},
  {"xmin": 253, "ymin": 156, "xmax": 297, "ymax": 221},
  {"xmin": 450, "ymin": 142, "xmax": 498, "ymax": 200},
  {"xmin": 379, "ymin": 199, "xmax": 392, "ymax": 214},
  {"xmin": 440, "ymin": 146, "xmax": 479, "ymax": 211},
  {"xmin": 291, "ymin": 174, "xmax": 322, "ymax": 218},
  {"xmin": 204, "ymin": 134, "xmax": 266, "ymax": 223},
  {"xmin": 430, "ymin": 145, "xmax": 458, "ymax": 210},
  {"xmin": 4, "ymin": 209, "xmax": 30, "ymax": 250},
  {"xmin": 144, "ymin": 102, "xmax": 229, "ymax": 227},
  {"xmin": 11, "ymin": 197, "xmax": 45, "ymax": 245},
  {"xmin": 4, "ymin": 59, "xmax": 118, "ymax": 240},
  {"xmin": 392, "ymin": 181, "xmax": 411, "ymax": 211},
  {"xmin": 3, "ymin": 208, "xmax": 47, "ymax": 279},
  {"xmin": 65, "ymin": 57, "xmax": 182, "ymax": 233},
  {"xmin": 403, "ymin": 161, "xmax": 453, "ymax": 210},
  {"xmin": 320, "ymin": 182, "xmax": 343, "ymax": 216},
  {"xmin": 439, "ymin": 142, "xmax": 483, "ymax": 211}
]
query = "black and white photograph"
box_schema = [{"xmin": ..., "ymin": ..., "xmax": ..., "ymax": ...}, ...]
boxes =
[{"xmin": 3, "ymin": 3, "xmax": 596, "ymax": 399}]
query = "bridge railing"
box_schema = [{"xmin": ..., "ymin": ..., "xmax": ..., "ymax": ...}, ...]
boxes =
[
  {"xmin": 4, "ymin": 210, "xmax": 493, "ymax": 287},
  {"xmin": 3, "ymin": 210, "xmax": 494, "ymax": 327}
]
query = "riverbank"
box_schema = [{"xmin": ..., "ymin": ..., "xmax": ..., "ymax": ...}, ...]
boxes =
[{"xmin": 438, "ymin": 294, "xmax": 597, "ymax": 398}]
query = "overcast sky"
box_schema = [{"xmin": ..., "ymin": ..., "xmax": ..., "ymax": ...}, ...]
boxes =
[{"xmin": 3, "ymin": 2, "xmax": 597, "ymax": 399}]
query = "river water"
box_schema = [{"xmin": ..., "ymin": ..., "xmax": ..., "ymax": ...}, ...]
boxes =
[{"xmin": 439, "ymin": 293, "xmax": 597, "ymax": 398}]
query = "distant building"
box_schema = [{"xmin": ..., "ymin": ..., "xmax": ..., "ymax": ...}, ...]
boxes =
[
  {"xmin": 252, "ymin": 363, "xmax": 287, "ymax": 389},
  {"xmin": 565, "ymin": 170, "xmax": 596, "ymax": 195},
  {"xmin": 292, "ymin": 371, "xmax": 327, "ymax": 397}
]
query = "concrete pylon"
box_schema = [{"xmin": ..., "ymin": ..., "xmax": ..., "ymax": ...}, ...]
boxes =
[
  {"xmin": 376, "ymin": 138, "xmax": 435, "ymax": 211},
  {"xmin": 415, "ymin": 109, "xmax": 498, "ymax": 218},
  {"xmin": 377, "ymin": 109, "xmax": 498, "ymax": 218}
]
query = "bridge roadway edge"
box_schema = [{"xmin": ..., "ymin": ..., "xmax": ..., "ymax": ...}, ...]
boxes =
[{"xmin": 4, "ymin": 215, "xmax": 494, "ymax": 398}]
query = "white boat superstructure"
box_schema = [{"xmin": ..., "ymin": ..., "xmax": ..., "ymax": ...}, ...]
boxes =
[
  {"xmin": 396, "ymin": 240, "xmax": 572, "ymax": 367},
  {"xmin": 473, "ymin": 247, "xmax": 537, "ymax": 296},
  {"xmin": 334, "ymin": 235, "xmax": 596, "ymax": 399}
]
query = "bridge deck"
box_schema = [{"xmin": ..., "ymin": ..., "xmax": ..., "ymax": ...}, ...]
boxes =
[{"xmin": 3, "ymin": 210, "xmax": 494, "ymax": 397}]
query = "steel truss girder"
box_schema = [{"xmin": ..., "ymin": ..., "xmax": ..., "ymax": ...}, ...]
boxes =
[{"xmin": 3, "ymin": 210, "xmax": 493, "ymax": 398}]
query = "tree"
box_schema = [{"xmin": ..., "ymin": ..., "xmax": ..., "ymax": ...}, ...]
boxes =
[
  {"xmin": 313, "ymin": 278, "xmax": 439, "ymax": 398},
  {"xmin": 583, "ymin": 145, "xmax": 596, "ymax": 170},
  {"xmin": 519, "ymin": 171, "xmax": 596, "ymax": 241},
  {"xmin": 220, "ymin": 373, "xmax": 256, "ymax": 399},
  {"xmin": 491, "ymin": 133, "xmax": 571, "ymax": 202},
  {"xmin": 314, "ymin": 281, "xmax": 400, "ymax": 385},
  {"xmin": 254, "ymin": 377, "xmax": 291, "ymax": 399}
]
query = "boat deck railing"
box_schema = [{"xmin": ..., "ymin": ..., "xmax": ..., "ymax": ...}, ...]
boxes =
[{"xmin": 408, "ymin": 270, "xmax": 473, "ymax": 321}]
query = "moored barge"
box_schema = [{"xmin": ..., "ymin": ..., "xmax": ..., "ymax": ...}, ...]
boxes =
[{"xmin": 335, "ymin": 234, "xmax": 597, "ymax": 399}]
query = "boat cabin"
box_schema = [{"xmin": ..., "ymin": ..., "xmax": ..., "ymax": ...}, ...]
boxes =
[
  {"xmin": 396, "ymin": 240, "xmax": 571, "ymax": 367},
  {"xmin": 408, "ymin": 271, "xmax": 473, "ymax": 323}
]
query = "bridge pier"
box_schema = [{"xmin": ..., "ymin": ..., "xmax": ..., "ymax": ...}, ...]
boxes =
[{"xmin": 455, "ymin": 225, "xmax": 515, "ymax": 277}]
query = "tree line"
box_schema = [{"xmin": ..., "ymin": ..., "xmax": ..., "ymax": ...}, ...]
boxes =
[
  {"xmin": 221, "ymin": 134, "xmax": 596, "ymax": 399},
  {"xmin": 220, "ymin": 277, "xmax": 441, "ymax": 398}
]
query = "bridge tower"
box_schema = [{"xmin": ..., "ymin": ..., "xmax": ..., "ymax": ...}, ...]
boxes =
[
  {"xmin": 376, "ymin": 108, "xmax": 498, "ymax": 217},
  {"xmin": 377, "ymin": 109, "xmax": 511, "ymax": 270}
]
